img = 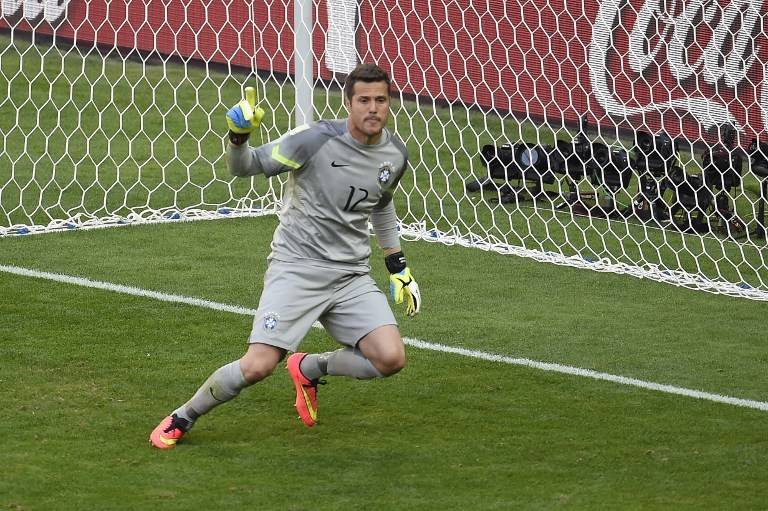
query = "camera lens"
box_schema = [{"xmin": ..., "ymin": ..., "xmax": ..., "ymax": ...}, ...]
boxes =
[{"xmin": 519, "ymin": 148, "xmax": 539, "ymax": 167}]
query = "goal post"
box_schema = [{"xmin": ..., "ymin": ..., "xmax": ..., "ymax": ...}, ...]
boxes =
[{"xmin": 1, "ymin": 0, "xmax": 767, "ymax": 300}]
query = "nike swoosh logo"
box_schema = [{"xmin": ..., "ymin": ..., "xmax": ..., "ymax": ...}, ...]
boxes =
[
  {"xmin": 331, "ymin": 161, "xmax": 349, "ymax": 167},
  {"xmin": 301, "ymin": 387, "xmax": 318, "ymax": 420}
]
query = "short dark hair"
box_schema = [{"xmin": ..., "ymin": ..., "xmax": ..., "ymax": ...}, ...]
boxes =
[{"xmin": 344, "ymin": 63, "xmax": 391, "ymax": 100}]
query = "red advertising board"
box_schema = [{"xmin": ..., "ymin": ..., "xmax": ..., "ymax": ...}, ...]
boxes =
[
  {"xmin": 359, "ymin": 0, "xmax": 768, "ymax": 144},
  {"xmin": 3, "ymin": 0, "xmax": 766, "ymax": 144},
  {"xmin": 0, "ymin": 0, "xmax": 298, "ymax": 75}
]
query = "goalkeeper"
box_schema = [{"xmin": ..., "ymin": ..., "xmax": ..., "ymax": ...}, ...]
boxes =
[{"xmin": 150, "ymin": 63, "xmax": 421, "ymax": 448}]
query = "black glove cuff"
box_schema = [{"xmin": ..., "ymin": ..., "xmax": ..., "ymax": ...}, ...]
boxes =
[
  {"xmin": 228, "ymin": 130, "xmax": 250, "ymax": 146},
  {"xmin": 385, "ymin": 251, "xmax": 407, "ymax": 274}
]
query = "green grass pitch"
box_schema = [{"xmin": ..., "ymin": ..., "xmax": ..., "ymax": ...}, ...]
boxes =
[
  {"xmin": 1, "ymin": 31, "xmax": 768, "ymax": 509},
  {"xmin": 1, "ymin": 217, "xmax": 767, "ymax": 510}
]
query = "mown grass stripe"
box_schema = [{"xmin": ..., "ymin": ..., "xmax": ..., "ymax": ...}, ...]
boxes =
[{"xmin": 2, "ymin": 262, "xmax": 766, "ymax": 412}]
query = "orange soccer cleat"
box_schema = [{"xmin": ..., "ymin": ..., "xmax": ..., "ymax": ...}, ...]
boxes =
[
  {"xmin": 149, "ymin": 414, "xmax": 190, "ymax": 449},
  {"xmin": 286, "ymin": 353, "xmax": 324, "ymax": 427}
]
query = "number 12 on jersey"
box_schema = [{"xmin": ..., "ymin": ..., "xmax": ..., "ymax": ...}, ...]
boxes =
[{"xmin": 343, "ymin": 186, "xmax": 369, "ymax": 212}]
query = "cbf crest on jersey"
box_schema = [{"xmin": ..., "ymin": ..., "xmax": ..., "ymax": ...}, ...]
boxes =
[
  {"xmin": 263, "ymin": 312, "xmax": 280, "ymax": 332},
  {"xmin": 378, "ymin": 161, "xmax": 393, "ymax": 185}
]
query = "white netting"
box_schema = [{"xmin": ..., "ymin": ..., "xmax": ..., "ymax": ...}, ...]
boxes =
[{"xmin": 1, "ymin": 0, "xmax": 767, "ymax": 300}]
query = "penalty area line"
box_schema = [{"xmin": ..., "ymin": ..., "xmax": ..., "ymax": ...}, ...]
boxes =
[{"xmin": 2, "ymin": 262, "xmax": 767, "ymax": 413}]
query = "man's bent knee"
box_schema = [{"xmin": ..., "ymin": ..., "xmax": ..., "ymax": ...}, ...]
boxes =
[
  {"xmin": 376, "ymin": 349, "xmax": 406, "ymax": 376},
  {"xmin": 240, "ymin": 342, "xmax": 285, "ymax": 383},
  {"xmin": 358, "ymin": 326, "xmax": 406, "ymax": 377}
]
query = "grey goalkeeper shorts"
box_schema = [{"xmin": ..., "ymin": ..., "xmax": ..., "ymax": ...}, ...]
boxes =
[{"xmin": 248, "ymin": 260, "xmax": 398, "ymax": 352}]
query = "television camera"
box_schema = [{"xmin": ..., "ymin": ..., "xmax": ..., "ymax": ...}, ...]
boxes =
[
  {"xmin": 701, "ymin": 124, "xmax": 745, "ymax": 236},
  {"xmin": 547, "ymin": 119, "xmax": 632, "ymax": 218},
  {"xmin": 748, "ymin": 138, "xmax": 768, "ymax": 239},
  {"xmin": 468, "ymin": 121, "xmax": 750, "ymax": 239},
  {"xmin": 474, "ymin": 142, "xmax": 557, "ymax": 204},
  {"xmin": 470, "ymin": 118, "xmax": 632, "ymax": 215},
  {"xmin": 629, "ymin": 130, "xmax": 684, "ymax": 223}
]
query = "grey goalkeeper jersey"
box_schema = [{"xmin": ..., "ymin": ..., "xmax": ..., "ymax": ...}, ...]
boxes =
[{"xmin": 227, "ymin": 119, "xmax": 408, "ymax": 271}]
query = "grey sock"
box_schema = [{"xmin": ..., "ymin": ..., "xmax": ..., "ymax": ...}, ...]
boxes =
[
  {"xmin": 174, "ymin": 360, "xmax": 249, "ymax": 423},
  {"xmin": 299, "ymin": 353, "xmax": 329, "ymax": 380},
  {"xmin": 302, "ymin": 348, "xmax": 382, "ymax": 380}
]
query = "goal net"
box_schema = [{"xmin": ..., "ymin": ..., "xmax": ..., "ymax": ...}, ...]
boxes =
[{"xmin": 2, "ymin": 0, "xmax": 767, "ymax": 300}]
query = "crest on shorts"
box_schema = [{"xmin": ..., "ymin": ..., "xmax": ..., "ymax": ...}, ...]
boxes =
[
  {"xmin": 263, "ymin": 312, "xmax": 280, "ymax": 332},
  {"xmin": 378, "ymin": 161, "xmax": 393, "ymax": 184}
]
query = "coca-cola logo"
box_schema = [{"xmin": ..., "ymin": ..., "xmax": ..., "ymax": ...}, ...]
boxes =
[
  {"xmin": 589, "ymin": 0, "xmax": 766, "ymax": 133},
  {"xmin": 2, "ymin": 0, "xmax": 70, "ymax": 24}
]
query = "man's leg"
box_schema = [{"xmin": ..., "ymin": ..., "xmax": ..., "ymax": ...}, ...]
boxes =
[
  {"xmin": 299, "ymin": 325, "xmax": 406, "ymax": 380},
  {"xmin": 150, "ymin": 343, "xmax": 284, "ymax": 449},
  {"xmin": 287, "ymin": 325, "xmax": 405, "ymax": 427},
  {"xmin": 286, "ymin": 273, "xmax": 404, "ymax": 427}
]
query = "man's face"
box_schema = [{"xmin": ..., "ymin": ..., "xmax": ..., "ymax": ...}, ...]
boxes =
[{"xmin": 345, "ymin": 80, "xmax": 390, "ymax": 143}]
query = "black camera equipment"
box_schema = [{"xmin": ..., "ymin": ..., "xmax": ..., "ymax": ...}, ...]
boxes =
[
  {"xmin": 478, "ymin": 142, "xmax": 556, "ymax": 203},
  {"xmin": 464, "ymin": 176, "xmax": 497, "ymax": 193},
  {"xmin": 546, "ymin": 117, "xmax": 633, "ymax": 218},
  {"xmin": 548, "ymin": 132, "xmax": 592, "ymax": 214},
  {"xmin": 701, "ymin": 124, "xmax": 745, "ymax": 236},
  {"xmin": 748, "ymin": 138, "xmax": 768, "ymax": 239},
  {"xmin": 630, "ymin": 131, "xmax": 682, "ymax": 223},
  {"xmin": 668, "ymin": 172, "xmax": 713, "ymax": 233},
  {"xmin": 588, "ymin": 141, "xmax": 633, "ymax": 218}
]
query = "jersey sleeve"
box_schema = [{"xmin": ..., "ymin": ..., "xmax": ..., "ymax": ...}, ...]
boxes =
[
  {"xmin": 228, "ymin": 123, "xmax": 333, "ymax": 178},
  {"xmin": 371, "ymin": 199, "xmax": 400, "ymax": 250}
]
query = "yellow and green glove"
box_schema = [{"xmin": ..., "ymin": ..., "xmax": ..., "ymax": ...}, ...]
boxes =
[
  {"xmin": 386, "ymin": 252, "xmax": 421, "ymax": 316},
  {"xmin": 226, "ymin": 86, "xmax": 265, "ymax": 145}
]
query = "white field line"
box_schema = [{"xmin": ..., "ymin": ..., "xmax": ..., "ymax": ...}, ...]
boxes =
[{"xmin": 2, "ymin": 263, "xmax": 767, "ymax": 413}]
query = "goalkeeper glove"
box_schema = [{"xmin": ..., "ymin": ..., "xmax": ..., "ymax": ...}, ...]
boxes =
[
  {"xmin": 226, "ymin": 86, "xmax": 265, "ymax": 145},
  {"xmin": 386, "ymin": 252, "xmax": 421, "ymax": 316}
]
